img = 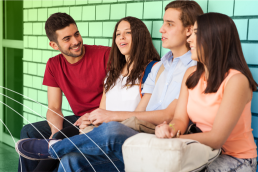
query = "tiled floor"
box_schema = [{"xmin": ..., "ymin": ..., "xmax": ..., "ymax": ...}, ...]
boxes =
[{"xmin": 0, "ymin": 142, "xmax": 19, "ymax": 172}]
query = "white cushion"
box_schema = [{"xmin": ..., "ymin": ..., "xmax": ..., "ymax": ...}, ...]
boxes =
[{"xmin": 122, "ymin": 133, "xmax": 220, "ymax": 172}]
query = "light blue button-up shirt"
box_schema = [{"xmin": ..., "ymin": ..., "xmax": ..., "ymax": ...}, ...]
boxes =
[{"xmin": 142, "ymin": 50, "xmax": 196, "ymax": 111}]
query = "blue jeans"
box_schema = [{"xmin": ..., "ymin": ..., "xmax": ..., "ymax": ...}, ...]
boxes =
[
  {"xmin": 48, "ymin": 122, "xmax": 138, "ymax": 171},
  {"xmin": 206, "ymin": 154, "xmax": 257, "ymax": 172},
  {"xmin": 58, "ymin": 153, "xmax": 125, "ymax": 172},
  {"xmin": 18, "ymin": 115, "xmax": 79, "ymax": 172}
]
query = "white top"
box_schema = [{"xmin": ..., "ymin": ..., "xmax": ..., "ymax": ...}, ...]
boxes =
[{"xmin": 105, "ymin": 75, "xmax": 141, "ymax": 111}]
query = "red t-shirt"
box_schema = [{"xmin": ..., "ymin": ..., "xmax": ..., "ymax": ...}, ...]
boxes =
[{"xmin": 43, "ymin": 44, "xmax": 110, "ymax": 116}]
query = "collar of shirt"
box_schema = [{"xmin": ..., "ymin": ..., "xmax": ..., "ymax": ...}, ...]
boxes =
[{"xmin": 161, "ymin": 50, "xmax": 192, "ymax": 70}]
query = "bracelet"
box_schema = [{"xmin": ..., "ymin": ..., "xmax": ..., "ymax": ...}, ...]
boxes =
[{"xmin": 176, "ymin": 130, "xmax": 181, "ymax": 138}]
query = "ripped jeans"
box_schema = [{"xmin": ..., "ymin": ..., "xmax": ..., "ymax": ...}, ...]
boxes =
[{"xmin": 206, "ymin": 154, "xmax": 257, "ymax": 172}]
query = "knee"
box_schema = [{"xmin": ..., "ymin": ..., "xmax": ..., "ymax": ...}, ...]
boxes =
[{"xmin": 101, "ymin": 122, "xmax": 134, "ymax": 140}]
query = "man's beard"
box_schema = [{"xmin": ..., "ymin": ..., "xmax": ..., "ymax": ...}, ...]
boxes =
[{"xmin": 58, "ymin": 42, "xmax": 84, "ymax": 58}]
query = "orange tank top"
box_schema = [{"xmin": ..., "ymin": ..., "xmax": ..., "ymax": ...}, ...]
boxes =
[{"xmin": 187, "ymin": 69, "xmax": 257, "ymax": 159}]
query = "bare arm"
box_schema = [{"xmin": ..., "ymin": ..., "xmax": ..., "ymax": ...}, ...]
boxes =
[
  {"xmin": 99, "ymin": 88, "xmax": 106, "ymax": 110},
  {"xmin": 46, "ymin": 86, "xmax": 64, "ymax": 139},
  {"xmin": 156, "ymin": 68, "xmax": 252, "ymax": 149},
  {"xmin": 89, "ymin": 93, "xmax": 178, "ymax": 126}
]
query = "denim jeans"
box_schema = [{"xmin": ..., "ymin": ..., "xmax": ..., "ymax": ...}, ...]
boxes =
[
  {"xmin": 18, "ymin": 115, "xmax": 80, "ymax": 172},
  {"xmin": 206, "ymin": 154, "xmax": 257, "ymax": 172},
  {"xmin": 48, "ymin": 121, "xmax": 138, "ymax": 171},
  {"xmin": 58, "ymin": 153, "xmax": 125, "ymax": 172}
]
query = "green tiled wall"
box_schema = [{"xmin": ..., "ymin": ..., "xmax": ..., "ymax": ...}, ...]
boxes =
[{"xmin": 22, "ymin": 0, "xmax": 258, "ymax": 144}]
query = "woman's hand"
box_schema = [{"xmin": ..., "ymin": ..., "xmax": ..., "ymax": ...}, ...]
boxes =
[{"xmin": 155, "ymin": 121, "xmax": 177, "ymax": 138}]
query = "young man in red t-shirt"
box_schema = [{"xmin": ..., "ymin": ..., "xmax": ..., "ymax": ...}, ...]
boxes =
[{"xmin": 18, "ymin": 13, "xmax": 110, "ymax": 172}]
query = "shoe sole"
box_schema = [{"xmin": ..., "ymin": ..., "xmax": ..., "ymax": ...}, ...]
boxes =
[{"xmin": 15, "ymin": 138, "xmax": 53, "ymax": 161}]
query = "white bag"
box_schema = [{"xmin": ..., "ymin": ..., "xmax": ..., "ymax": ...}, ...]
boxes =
[{"xmin": 122, "ymin": 133, "xmax": 221, "ymax": 172}]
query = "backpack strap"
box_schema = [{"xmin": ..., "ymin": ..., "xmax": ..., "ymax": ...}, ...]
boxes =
[
  {"xmin": 155, "ymin": 64, "xmax": 165, "ymax": 85},
  {"xmin": 139, "ymin": 61, "xmax": 159, "ymax": 98}
]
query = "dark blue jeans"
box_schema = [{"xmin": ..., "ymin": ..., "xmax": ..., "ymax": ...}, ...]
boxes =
[
  {"xmin": 18, "ymin": 115, "xmax": 80, "ymax": 172},
  {"xmin": 47, "ymin": 122, "xmax": 138, "ymax": 172}
]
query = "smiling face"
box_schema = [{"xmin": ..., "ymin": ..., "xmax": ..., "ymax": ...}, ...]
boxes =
[
  {"xmin": 160, "ymin": 8, "xmax": 190, "ymax": 52},
  {"xmin": 115, "ymin": 21, "xmax": 132, "ymax": 59},
  {"xmin": 50, "ymin": 23, "xmax": 84, "ymax": 58},
  {"xmin": 187, "ymin": 22, "xmax": 198, "ymax": 61}
]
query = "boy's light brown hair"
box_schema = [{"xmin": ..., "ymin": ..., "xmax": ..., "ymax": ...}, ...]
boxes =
[{"xmin": 165, "ymin": 0, "xmax": 204, "ymax": 28}]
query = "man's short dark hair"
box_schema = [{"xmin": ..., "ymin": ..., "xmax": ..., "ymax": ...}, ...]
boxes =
[{"xmin": 45, "ymin": 12, "xmax": 76, "ymax": 43}]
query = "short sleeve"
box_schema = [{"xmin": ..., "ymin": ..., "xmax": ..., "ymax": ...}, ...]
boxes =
[
  {"xmin": 42, "ymin": 59, "xmax": 59, "ymax": 87},
  {"xmin": 141, "ymin": 61, "xmax": 162, "ymax": 94}
]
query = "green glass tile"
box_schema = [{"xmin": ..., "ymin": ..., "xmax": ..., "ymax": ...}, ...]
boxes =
[
  {"xmin": 62, "ymin": 95, "xmax": 69, "ymax": 110},
  {"xmin": 33, "ymin": 23, "xmax": 43, "ymax": 35},
  {"xmin": 48, "ymin": 8, "xmax": 59, "ymax": 18},
  {"xmin": 33, "ymin": 76, "xmax": 43, "ymax": 90},
  {"xmin": 28, "ymin": 9, "xmax": 38, "ymax": 21},
  {"xmin": 28, "ymin": 36, "xmax": 38, "ymax": 48},
  {"xmin": 96, "ymin": 5, "xmax": 110, "ymax": 20},
  {"xmin": 110, "ymin": 4, "xmax": 125, "ymax": 20},
  {"xmin": 83, "ymin": 38, "xmax": 95, "ymax": 45},
  {"xmin": 118, "ymin": 0, "xmax": 133, "ymax": 1},
  {"xmin": 24, "ymin": 23, "xmax": 33, "ymax": 35},
  {"xmin": 24, "ymin": 74, "xmax": 33, "ymax": 87},
  {"xmin": 59, "ymin": 7, "xmax": 70, "ymax": 14},
  {"xmin": 24, "ymin": 10, "xmax": 28, "ymax": 22},
  {"xmin": 52, "ymin": 51, "xmax": 60, "ymax": 57},
  {"xmin": 42, "ymin": 23, "xmax": 46, "ymax": 35},
  {"xmin": 32, "ymin": 50, "xmax": 42, "ymax": 62},
  {"xmin": 143, "ymin": 21, "xmax": 152, "ymax": 35},
  {"xmin": 89, "ymin": 22, "xmax": 102, "ymax": 36},
  {"xmin": 88, "ymin": 0, "xmax": 102, "ymax": 3},
  {"xmin": 24, "ymin": 36, "xmax": 28, "ymax": 48},
  {"xmin": 64, "ymin": 0, "xmax": 76, "ymax": 5},
  {"xmin": 23, "ymin": 62, "xmax": 28, "ymax": 74},
  {"xmin": 104, "ymin": 0, "xmax": 117, "ymax": 2},
  {"xmin": 152, "ymin": 40, "xmax": 161, "ymax": 55},
  {"xmin": 144, "ymin": 1, "xmax": 162, "ymax": 19},
  {"xmin": 33, "ymin": 0, "xmax": 42, "ymax": 8},
  {"xmin": 103, "ymin": 22, "xmax": 116, "ymax": 37},
  {"xmin": 42, "ymin": 50, "xmax": 52, "ymax": 63},
  {"xmin": 126, "ymin": 2, "xmax": 143, "ymax": 19},
  {"xmin": 38, "ymin": 90, "xmax": 47, "ymax": 104},
  {"xmin": 42, "ymin": 0, "xmax": 53, "ymax": 7},
  {"xmin": 37, "ymin": 64, "xmax": 46, "ymax": 77},
  {"xmin": 242, "ymin": 43, "xmax": 258, "ymax": 65},
  {"xmin": 234, "ymin": 0, "xmax": 258, "ymax": 16},
  {"xmin": 161, "ymin": 47, "xmax": 170, "ymax": 57},
  {"xmin": 95, "ymin": 39, "xmax": 109, "ymax": 46},
  {"xmin": 63, "ymin": 110, "xmax": 72, "ymax": 117},
  {"xmin": 23, "ymin": 49, "xmax": 33, "ymax": 61},
  {"xmin": 42, "ymin": 85, "xmax": 48, "ymax": 91},
  {"xmin": 28, "ymin": 88, "xmax": 38, "ymax": 101},
  {"xmin": 248, "ymin": 19, "xmax": 258, "ymax": 41},
  {"xmin": 23, "ymin": 87, "xmax": 28, "ymax": 97},
  {"xmin": 152, "ymin": 21, "xmax": 162, "ymax": 38},
  {"xmin": 23, "ymin": 100, "xmax": 33, "ymax": 113},
  {"xmin": 33, "ymin": 102, "xmax": 42, "ymax": 116},
  {"xmin": 38, "ymin": 36, "xmax": 49, "ymax": 50},
  {"xmin": 38, "ymin": 8, "xmax": 48, "ymax": 21},
  {"xmin": 194, "ymin": 0, "xmax": 208, "ymax": 13},
  {"xmin": 23, "ymin": 1, "xmax": 33, "ymax": 8},
  {"xmin": 23, "ymin": 113, "xmax": 28, "ymax": 124},
  {"xmin": 41, "ymin": 107, "xmax": 47, "ymax": 118},
  {"xmin": 77, "ymin": 22, "xmax": 88, "ymax": 37},
  {"xmin": 28, "ymin": 62, "xmax": 38, "ymax": 75},
  {"xmin": 52, "ymin": 0, "xmax": 63, "ymax": 6},
  {"xmin": 82, "ymin": 6, "xmax": 95, "ymax": 20},
  {"xmin": 162, "ymin": 0, "xmax": 171, "ymax": 16},
  {"xmin": 28, "ymin": 114, "xmax": 38, "ymax": 123},
  {"xmin": 208, "ymin": 0, "xmax": 234, "ymax": 16},
  {"xmin": 109, "ymin": 39, "xmax": 113, "ymax": 47},
  {"xmin": 76, "ymin": 0, "xmax": 88, "ymax": 5},
  {"xmin": 70, "ymin": 6, "xmax": 82, "ymax": 21},
  {"xmin": 233, "ymin": 19, "xmax": 248, "ymax": 40},
  {"xmin": 250, "ymin": 68, "xmax": 258, "ymax": 86}
]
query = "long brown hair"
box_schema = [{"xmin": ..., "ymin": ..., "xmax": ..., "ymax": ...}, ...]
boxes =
[
  {"xmin": 186, "ymin": 13, "xmax": 257, "ymax": 93},
  {"xmin": 105, "ymin": 17, "xmax": 160, "ymax": 93}
]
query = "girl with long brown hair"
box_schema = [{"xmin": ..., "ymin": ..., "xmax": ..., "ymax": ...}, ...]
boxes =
[{"xmin": 155, "ymin": 13, "xmax": 257, "ymax": 171}]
